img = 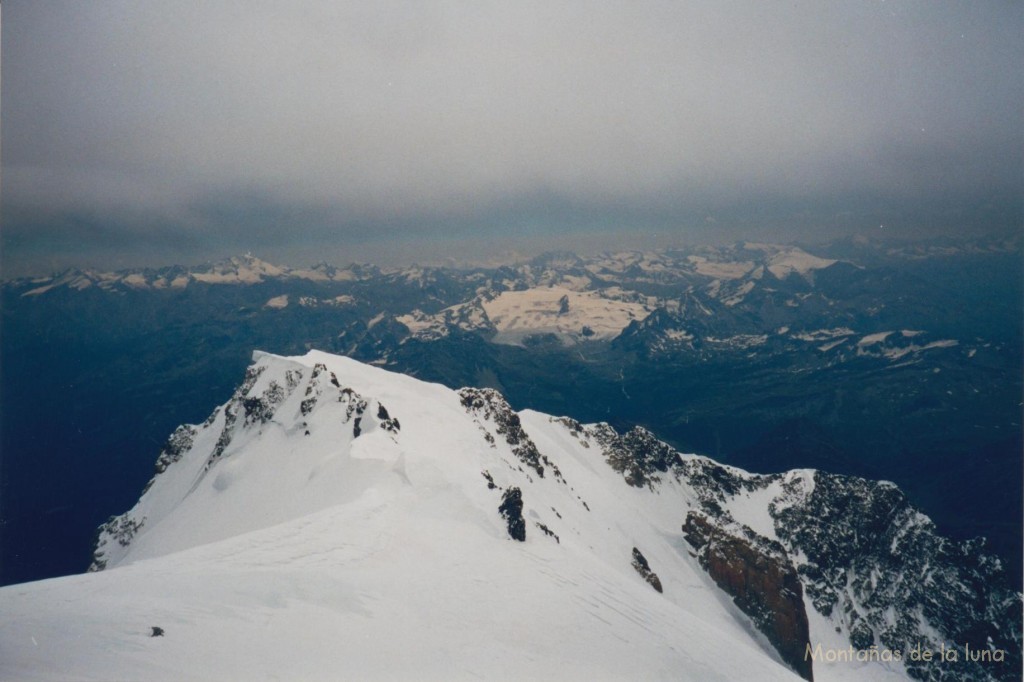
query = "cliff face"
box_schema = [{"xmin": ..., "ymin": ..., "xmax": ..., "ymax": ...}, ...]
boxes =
[
  {"xmin": 683, "ymin": 512, "xmax": 813, "ymax": 681},
  {"xmin": 668, "ymin": 462, "xmax": 1023, "ymax": 682},
  {"xmin": 771, "ymin": 472, "xmax": 1023, "ymax": 682}
]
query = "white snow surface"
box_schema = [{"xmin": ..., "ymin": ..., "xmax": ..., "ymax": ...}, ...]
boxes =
[
  {"xmin": 395, "ymin": 309, "xmax": 445, "ymax": 336},
  {"xmin": 0, "ymin": 351, "xmax": 906, "ymax": 681},
  {"xmin": 858, "ymin": 331, "xmax": 893, "ymax": 346},
  {"xmin": 721, "ymin": 280, "xmax": 755, "ymax": 307},
  {"xmin": 766, "ymin": 248, "xmax": 837, "ymax": 279},
  {"xmin": 793, "ymin": 328, "xmax": 855, "ymax": 342},
  {"xmin": 17, "ymin": 255, "xmax": 370, "ymax": 295},
  {"xmin": 191, "ymin": 255, "xmax": 287, "ymax": 284},
  {"xmin": 686, "ymin": 255, "xmax": 756, "ymax": 280},
  {"xmin": 264, "ymin": 294, "xmax": 289, "ymax": 309},
  {"xmin": 481, "ymin": 286, "xmax": 650, "ymax": 344}
]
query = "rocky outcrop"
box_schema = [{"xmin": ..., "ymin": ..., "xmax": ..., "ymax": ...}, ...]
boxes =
[
  {"xmin": 589, "ymin": 423, "xmax": 683, "ymax": 488},
  {"xmin": 683, "ymin": 512, "xmax": 812, "ymax": 682},
  {"xmin": 498, "ymin": 487, "xmax": 526, "ymax": 541},
  {"xmin": 242, "ymin": 380, "xmax": 286, "ymax": 426},
  {"xmin": 153, "ymin": 425, "xmax": 197, "ymax": 475},
  {"xmin": 459, "ymin": 387, "xmax": 562, "ymax": 481},
  {"xmin": 771, "ymin": 472, "xmax": 1023, "ymax": 682},
  {"xmin": 140, "ymin": 425, "xmax": 198, "ymax": 495},
  {"xmin": 376, "ymin": 403, "xmax": 400, "ymax": 432},
  {"xmin": 673, "ymin": 463, "xmax": 1024, "ymax": 682},
  {"xmin": 631, "ymin": 547, "xmax": 663, "ymax": 593},
  {"xmin": 89, "ymin": 515, "xmax": 146, "ymax": 572}
]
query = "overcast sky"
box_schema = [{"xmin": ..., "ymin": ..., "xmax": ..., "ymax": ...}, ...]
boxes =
[{"xmin": 3, "ymin": 1, "xmax": 1021, "ymax": 275}]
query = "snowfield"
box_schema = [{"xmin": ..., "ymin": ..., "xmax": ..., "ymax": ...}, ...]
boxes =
[
  {"xmin": 480, "ymin": 286, "xmax": 651, "ymax": 344},
  {"xmin": 1, "ymin": 503, "xmax": 801, "ymax": 682}
]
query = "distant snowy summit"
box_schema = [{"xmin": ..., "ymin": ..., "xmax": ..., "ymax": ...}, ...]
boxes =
[
  {"xmin": 6, "ymin": 239, "xmax": 1009, "ymax": 363},
  {"xmin": 12, "ymin": 254, "xmax": 383, "ymax": 296},
  {"xmin": 2, "ymin": 350, "xmax": 1018, "ymax": 681},
  {"xmin": 8, "ymin": 234, "xmax": 1017, "ymax": 300}
]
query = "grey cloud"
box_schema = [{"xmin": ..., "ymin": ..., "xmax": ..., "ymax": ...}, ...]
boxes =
[{"xmin": 3, "ymin": 0, "xmax": 1021, "ymax": 274}]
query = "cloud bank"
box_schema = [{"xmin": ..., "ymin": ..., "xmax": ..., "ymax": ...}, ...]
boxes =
[{"xmin": 3, "ymin": 1, "xmax": 1021, "ymax": 273}]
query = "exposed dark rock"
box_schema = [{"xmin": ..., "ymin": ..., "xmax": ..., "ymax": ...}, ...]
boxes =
[
  {"xmin": 770, "ymin": 471, "xmax": 1023, "ymax": 682},
  {"xmin": 683, "ymin": 512, "xmax": 813, "ymax": 682},
  {"xmin": 202, "ymin": 366, "xmax": 274, "ymax": 471},
  {"xmin": 242, "ymin": 397, "xmax": 266, "ymax": 423},
  {"xmin": 88, "ymin": 515, "xmax": 147, "ymax": 572},
  {"xmin": 481, "ymin": 470, "xmax": 497, "ymax": 490},
  {"xmin": 150, "ymin": 626, "xmax": 164, "ymax": 637},
  {"xmin": 301, "ymin": 364, "xmax": 328, "ymax": 416},
  {"xmin": 377, "ymin": 402, "xmax": 401, "ymax": 433},
  {"xmin": 284, "ymin": 369, "xmax": 303, "ymax": 391},
  {"xmin": 239, "ymin": 364, "xmax": 267, "ymax": 395},
  {"xmin": 140, "ymin": 425, "xmax": 198, "ymax": 495},
  {"xmin": 522, "ymin": 332, "xmax": 560, "ymax": 347},
  {"xmin": 242, "ymin": 380, "xmax": 286, "ymax": 426},
  {"xmin": 588, "ymin": 423, "xmax": 683, "ymax": 488},
  {"xmin": 300, "ymin": 397, "xmax": 316, "ymax": 417},
  {"xmin": 459, "ymin": 387, "xmax": 561, "ymax": 481},
  {"xmin": 202, "ymin": 406, "xmax": 221, "ymax": 428},
  {"xmin": 631, "ymin": 547, "xmax": 663, "ymax": 593},
  {"xmin": 339, "ymin": 388, "xmax": 368, "ymax": 421},
  {"xmin": 678, "ymin": 457, "xmax": 777, "ymax": 520},
  {"xmin": 498, "ymin": 487, "xmax": 526, "ymax": 541},
  {"xmin": 550, "ymin": 416, "xmax": 589, "ymax": 447},
  {"xmin": 536, "ymin": 522, "xmax": 559, "ymax": 543},
  {"xmin": 207, "ymin": 400, "xmax": 239, "ymax": 468},
  {"xmin": 153, "ymin": 425, "xmax": 197, "ymax": 475}
]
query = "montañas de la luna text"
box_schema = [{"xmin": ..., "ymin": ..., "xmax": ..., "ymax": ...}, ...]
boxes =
[{"xmin": 805, "ymin": 642, "xmax": 1006, "ymax": 664}]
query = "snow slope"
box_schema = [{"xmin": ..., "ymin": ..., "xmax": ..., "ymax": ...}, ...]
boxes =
[
  {"xmin": 0, "ymin": 351, "xmax": 798, "ymax": 681},
  {"xmin": 2, "ymin": 351, "xmax": 1016, "ymax": 681}
]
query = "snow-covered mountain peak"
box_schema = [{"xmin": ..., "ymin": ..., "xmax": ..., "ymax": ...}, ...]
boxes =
[
  {"xmin": 765, "ymin": 248, "xmax": 838, "ymax": 280},
  {"xmin": 188, "ymin": 253, "xmax": 285, "ymax": 284},
  {"xmin": 11, "ymin": 255, "xmax": 381, "ymax": 296},
  {"xmin": 3, "ymin": 351, "xmax": 1020, "ymax": 681}
]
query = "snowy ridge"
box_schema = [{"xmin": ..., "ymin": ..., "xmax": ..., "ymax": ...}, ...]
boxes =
[
  {"xmin": 2, "ymin": 351, "xmax": 1019, "ymax": 681},
  {"xmin": 617, "ymin": 309, "xmax": 972, "ymax": 367},
  {"xmin": 15, "ymin": 255, "xmax": 378, "ymax": 296},
  {"xmin": 5, "ymin": 244, "xmax": 979, "ymax": 368},
  {"xmin": 396, "ymin": 299, "xmax": 495, "ymax": 341}
]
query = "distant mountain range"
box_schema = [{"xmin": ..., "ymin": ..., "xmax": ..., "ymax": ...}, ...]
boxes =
[
  {"xmin": 2, "ymin": 351, "xmax": 1018, "ymax": 680},
  {"xmin": 2, "ymin": 234, "xmax": 1020, "ymax": 597}
]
